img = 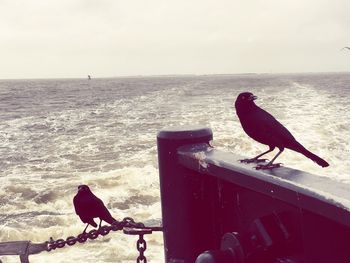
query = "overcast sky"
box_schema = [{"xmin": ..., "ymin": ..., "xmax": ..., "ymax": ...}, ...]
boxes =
[{"xmin": 1, "ymin": 0, "xmax": 350, "ymax": 79}]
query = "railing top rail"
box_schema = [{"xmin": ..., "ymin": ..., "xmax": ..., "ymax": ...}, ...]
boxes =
[
  {"xmin": 177, "ymin": 143, "xmax": 350, "ymax": 227},
  {"xmin": 0, "ymin": 241, "xmax": 47, "ymax": 256}
]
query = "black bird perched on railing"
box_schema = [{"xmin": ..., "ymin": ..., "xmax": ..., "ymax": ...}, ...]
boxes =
[
  {"xmin": 73, "ymin": 185, "xmax": 117, "ymax": 233},
  {"xmin": 235, "ymin": 92, "xmax": 329, "ymax": 169}
]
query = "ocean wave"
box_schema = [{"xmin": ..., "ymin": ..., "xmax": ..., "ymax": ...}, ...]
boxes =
[{"xmin": 0, "ymin": 74, "xmax": 349, "ymax": 262}]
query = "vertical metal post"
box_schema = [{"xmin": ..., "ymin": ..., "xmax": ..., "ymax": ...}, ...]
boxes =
[
  {"xmin": 19, "ymin": 254, "xmax": 29, "ymax": 263},
  {"xmin": 157, "ymin": 126, "xmax": 213, "ymax": 263}
]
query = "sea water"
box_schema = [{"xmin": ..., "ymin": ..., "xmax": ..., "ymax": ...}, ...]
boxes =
[{"xmin": 0, "ymin": 73, "xmax": 349, "ymax": 262}]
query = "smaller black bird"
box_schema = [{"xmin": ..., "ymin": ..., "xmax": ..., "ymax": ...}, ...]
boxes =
[
  {"xmin": 341, "ymin": 47, "xmax": 350, "ymax": 51},
  {"xmin": 235, "ymin": 92, "xmax": 329, "ymax": 169},
  {"xmin": 73, "ymin": 185, "xmax": 117, "ymax": 233}
]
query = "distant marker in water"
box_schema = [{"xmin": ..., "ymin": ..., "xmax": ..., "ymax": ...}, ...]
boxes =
[{"xmin": 88, "ymin": 75, "xmax": 91, "ymax": 80}]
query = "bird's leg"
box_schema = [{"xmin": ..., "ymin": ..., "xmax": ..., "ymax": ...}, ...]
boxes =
[
  {"xmin": 240, "ymin": 146, "xmax": 275, "ymax": 163},
  {"xmin": 83, "ymin": 223, "xmax": 90, "ymax": 233},
  {"xmin": 255, "ymin": 148, "xmax": 284, "ymax": 170},
  {"xmin": 98, "ymin": 219, "xmax": 102, "ymax": 229}
]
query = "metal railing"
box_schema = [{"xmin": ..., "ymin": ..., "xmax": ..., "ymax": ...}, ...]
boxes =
[{"xmin": 157, "ymin": 126, "xmax": 350, "ymax": 263}]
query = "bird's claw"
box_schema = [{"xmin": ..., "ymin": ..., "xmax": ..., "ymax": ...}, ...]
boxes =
[
  {"xmin": 255, "ymin": 163, "xmax": 283, "ymax": 170},
  {"xmin": 240, "ymin": 158, "xmax": 269, "ymax": 164}
]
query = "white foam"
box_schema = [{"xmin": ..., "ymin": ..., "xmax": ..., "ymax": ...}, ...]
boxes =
[{"xmin": 0, "ymin": 75, "xmax": 349, "ymax": 262}]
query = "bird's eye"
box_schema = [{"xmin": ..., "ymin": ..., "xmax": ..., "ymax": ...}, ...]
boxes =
[{"xmin": 242, "ymin": 96, "xmax": 245, "ymax": 100}]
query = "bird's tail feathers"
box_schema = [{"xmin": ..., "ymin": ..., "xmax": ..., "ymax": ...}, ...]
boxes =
[
  {"xmin": 304, "ymin": 150, "xmax": 329, "ymax": 167},
  {"xmin": 292, "ymin": 142, "xmax": 329, "ymax": 167},
  {"xmin": 89, "ymin": 220, "xmax": 98, "ymax": 228}
]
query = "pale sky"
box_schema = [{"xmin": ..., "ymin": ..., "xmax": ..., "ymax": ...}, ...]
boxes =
[{"xmin": 1, "ymin": 0, "xmax": 350, "ymax": 79}]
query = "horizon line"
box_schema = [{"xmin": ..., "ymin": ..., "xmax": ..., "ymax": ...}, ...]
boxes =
[{"xmin": 1, "ymin": 70, "xmax": 350, "ymax": 81}]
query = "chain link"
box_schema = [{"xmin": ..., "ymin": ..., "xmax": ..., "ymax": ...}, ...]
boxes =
[
  {"xmin": 46, "ymin": 217, "xmax": 146, "ymax": 252},
  {"xmin": 136, "ymin": 234, "xmax": 147, "ymax": 263},
  {"xmin": 45, "ymin": 217, "xmax": 161, "ymax": 263}
]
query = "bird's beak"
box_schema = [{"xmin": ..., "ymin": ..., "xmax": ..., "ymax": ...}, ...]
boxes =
[{"xmin": 249, "ymin": 95, "xmax": 258, "ymax": 101}]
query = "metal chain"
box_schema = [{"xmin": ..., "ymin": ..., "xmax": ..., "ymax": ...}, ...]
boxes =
[
  {"xmin": 46, "ymin": 217, "xmax": 145, "ymax": 252},
  {"xmin": 136, "ymin": 234, "xmax": 147, "ymax": 263},
  {"xmin": 45, "ymin": 217, "xmax": 162, "ymax": 262}
]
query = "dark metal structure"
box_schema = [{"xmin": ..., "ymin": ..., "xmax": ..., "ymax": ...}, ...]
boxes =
[{"xmin": 157, "ymin": 126, "xmax": 350, "ymax": 263}]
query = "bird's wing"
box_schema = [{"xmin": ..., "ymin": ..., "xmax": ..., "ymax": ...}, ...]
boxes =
[
  {"xmin": 93, "ymin": 197, "xmax": 116, "ymax": 224},
  {"xmin": 251, "ymin": 108, "xmax": 296, "ymax": 147}
]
